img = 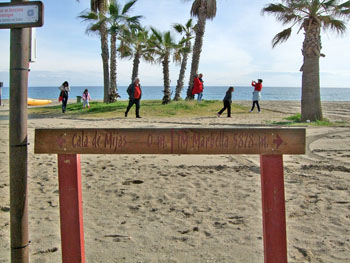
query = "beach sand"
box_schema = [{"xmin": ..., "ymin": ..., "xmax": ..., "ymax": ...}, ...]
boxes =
[{"xmin": 0, "ymin": 100, "xmax": 349, "ymax": 263}]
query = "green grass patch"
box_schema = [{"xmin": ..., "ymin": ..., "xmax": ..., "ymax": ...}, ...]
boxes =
[
  {"xmin": 272, "ymin": 113, "xmax": 348, "ymax": 126},
  {"xmin": 28, "ymin": 100, "xmax": 248, "ymax": 119}
]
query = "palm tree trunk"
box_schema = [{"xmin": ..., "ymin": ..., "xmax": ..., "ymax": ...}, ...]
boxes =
[
  {"xmin": 98, "ymin": 1, "xmax": 110, "ymax": 103},
  {"xmin": 110, "ymin": 32, "xmax": 117, "ymax": 100},
  {"xmin": 174, "ymin": 41, "xmax": 191, "ymax": 101},
  {"xmin": 301, "ymin": 20, "xmax": 323, "ymax": 121},
  {"xmin": 162, "ymin": 54, "xmax": 171, "ymax": 104},
  {"xmin": 301, "ymin": 56, "xmax": 322, "ymax": 121},
  {"xmin": 186, "ymin": 6, "xmax": 206, "ymax": 100},
  {"xmin": 131, "ymin": 51, "xmax": 141, "ymax": 83}
]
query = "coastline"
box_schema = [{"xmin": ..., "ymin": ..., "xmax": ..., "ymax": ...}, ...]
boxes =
[{"xmin": 0, "ymin": 100, "xmax": 349, "ymax": 262}]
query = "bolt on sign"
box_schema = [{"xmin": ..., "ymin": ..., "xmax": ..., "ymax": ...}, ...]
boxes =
[{"xmin": 0, "ymin": 1, "xmax": 43, "ymax": 29}]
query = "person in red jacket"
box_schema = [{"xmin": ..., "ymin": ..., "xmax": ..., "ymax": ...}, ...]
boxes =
[
  {"xmin": 250, "ymin": 79, "xmax": 263, "ymax": 113},
  {"xmin": 125, "ymin": 77, "xmax": 142, "ymax": 118},
  {"xmin": 191, "ymin": 73, "xmax": 204, "ymax": 102}
]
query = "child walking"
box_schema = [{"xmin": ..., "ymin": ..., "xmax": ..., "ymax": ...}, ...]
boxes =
[
  {"xmin": 82, "ymin": 89, "xmax": 91, "ymax": 108},
  {"xmin": 217, "ymin": 86, "xmax": 234, "ymax": 118}
]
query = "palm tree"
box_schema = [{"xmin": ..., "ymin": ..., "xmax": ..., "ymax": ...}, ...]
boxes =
[
  {"xmin": 103, "ymin": 0, "xmax": 142, "ymax": 102},
  {"xmin": 185, "ymin": 0, "xmax": 217, "ymax": 100},
  {"xmin": 118, "ymin": 26, "xmax": 154, "ymax": 83},
  {"xmin": 91, "ymin": 0, "xmax": 110, "ymax": 103},
  {"xmin": 150, "ymin": 28, "xmax": 180, "ymax": 104},
  {"xmin": 173, "ymin": 19, "xmax": 195, "ymax": 101},
  {"xmin": 262, "ymin": 0, "xmax": 350, "ymax": 121}
]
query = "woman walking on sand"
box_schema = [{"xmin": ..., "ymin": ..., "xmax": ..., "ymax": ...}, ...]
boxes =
[
  {"xmin": 250, "ymin": 79, "xmax": 263, "ymax": 113},
  {"xmin": 217, "ymin": 86, "xmax": 234, "ymax": 118},
  {"xmin": 125, "ymin": 77, "xmax": 142, "ymax": 118},
  {"xmin": 58, "ymin": 81, "xmax": 70, "ymax": 113}
]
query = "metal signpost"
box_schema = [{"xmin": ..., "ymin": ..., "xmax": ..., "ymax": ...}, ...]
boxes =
[{"xmin": 1, "ymin": 1, "xmax": 44, "ymax": 263}]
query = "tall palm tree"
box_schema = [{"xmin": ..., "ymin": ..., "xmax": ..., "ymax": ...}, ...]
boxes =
[
  {"xmin": 185, "ymin": 0, "xmax": 217, "ymax": 100},
  {"xmin": 118, "ymin": 26, "xmax": 154, "ymax": 83},
  {"xmin": 173, "ymin": 19, "xmax": 195, "ymax": 101},
  {"xmin": 91, "ymin": 0, "xmax": 110, "ymax": 103},
  {"xmin": 262, "ymin": 0, "xmax": 350, "ymax": 121},
  {"xmin": 103, "ymin": 0, "xmax": 142, "ymax": 102},
  {"xmin": 150, "ymin": 28, "xmax": 180, "ymax": 104}
]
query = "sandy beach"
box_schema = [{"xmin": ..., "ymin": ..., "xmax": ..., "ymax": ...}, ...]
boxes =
[{"xmin": 0, "ymin": 100, "xmax": 349, "ymax": 263}]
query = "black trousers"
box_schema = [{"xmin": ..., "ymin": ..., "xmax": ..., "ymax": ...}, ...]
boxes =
[
  {"xmin": 218, "ymin": 100, "xmax": 231, "ymax": 117},
  {"xmin": 62, "ymin": 97, "xmax": 68, "ymax": 113},
  {"xmin": 125, "ymin": 99, "xmax": 140, "ymax": 117},
  {"xmin": 250, "ymin": 100, "xmax": 260, "ymax": 112}
]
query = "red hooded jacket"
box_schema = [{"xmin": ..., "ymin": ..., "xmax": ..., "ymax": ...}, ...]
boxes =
[{"xmin": 192, "ymin": 77, "xmax": 203, "ymax": 95}]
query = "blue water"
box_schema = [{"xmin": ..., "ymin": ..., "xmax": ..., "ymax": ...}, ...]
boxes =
[{"xmin": 1, "ymin": 86, "xmax": 350, "ymax": 101}]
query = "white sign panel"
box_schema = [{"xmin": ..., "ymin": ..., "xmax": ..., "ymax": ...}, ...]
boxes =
[
  {"xmin": 0, "ymin": 2, "xmax": 43, "ymax": 29},
  {"xmin": 0, "ymin": 5, "xmax": 39, "ymax": 24}
]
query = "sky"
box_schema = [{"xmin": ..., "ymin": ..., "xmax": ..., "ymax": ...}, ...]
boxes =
[{"xmin": 0, "ymin": 0, "xmax": 350, "ymax": 88}]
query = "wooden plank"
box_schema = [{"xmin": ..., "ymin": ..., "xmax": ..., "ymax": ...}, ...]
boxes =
[
  {"xmin": 34, "ymin": 128, "xmax": 305, "ymax": 155},
  {"xmin": 260, "ymin": 155, "xmax": 287, "ymax": 263},
  {"xmin": 58, "ymin": 154, "xmax": 85, "ymax": 263}
]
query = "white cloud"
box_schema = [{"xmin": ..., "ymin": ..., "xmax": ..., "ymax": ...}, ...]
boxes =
[{"xmin": 0, "ymin": 0, "xmax": 349, "ymax": 88}]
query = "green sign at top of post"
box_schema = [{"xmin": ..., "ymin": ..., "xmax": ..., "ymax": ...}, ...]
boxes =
[{"xmin": 0, "ymin": 1, "xmax": 43, "ymax": 29}]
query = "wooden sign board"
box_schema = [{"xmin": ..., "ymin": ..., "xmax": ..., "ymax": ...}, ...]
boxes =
[
  {"xmin": 0, "ymin": 1, "xmax": 43, "ymax": 29},
  {"xmin": 35, "ymin": 128, "xmax": 305, "ymax": 155}
]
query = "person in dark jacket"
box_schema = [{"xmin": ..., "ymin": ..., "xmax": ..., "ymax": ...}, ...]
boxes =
[
  {"xmin": 125, "ymin": 77, "xmax": 142, "ymax": 118},
  {"xmin": 217, "ymin": 86, "xmax": 234, "ymax": 117},
  {"xmin": 58, "ymin": 81, "xmax": 70, "ymax": 113}
]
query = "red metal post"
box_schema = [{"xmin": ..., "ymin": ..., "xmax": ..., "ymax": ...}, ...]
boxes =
[
  {"xmin": 260, "ymin": 154, "xmax": 287, "ymax": 263},
  {"xmin": 57, "ymin": 154, "xmax": 85, "ymax": 263}
]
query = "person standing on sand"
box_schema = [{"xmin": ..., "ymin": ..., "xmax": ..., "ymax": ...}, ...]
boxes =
[
  {"xmin": 250, "ymin": 79, "xmax": 263, "ymax": 113},
  {"xmin": 125, "ymin": 77, "xmax": 142, "ymax": 118},
  {"xmin": 217, "ymin": 86, "xmax": 234, "ymax": 118},
  {"xmin": 197, "ymin": 73, "xmax": 204, "ymax": 102},
  {"xmin": 58, "ymin": 81, "xmax": 70, "ymax": 113},
  {"xmin": 82, "ymin": 89, "xmax": 91, "ymax": 108}
]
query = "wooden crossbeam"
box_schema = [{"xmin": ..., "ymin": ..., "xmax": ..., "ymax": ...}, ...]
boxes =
[{"xmin": 35, "ymin": 128, "xmax": 305, "ymax": 155}]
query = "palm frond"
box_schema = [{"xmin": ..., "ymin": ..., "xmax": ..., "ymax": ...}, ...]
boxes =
[
  {"xmin": 150, "ymin": 27, "xmax": 163, "ymax": 44},
  {"xmin": 320, "ymin": 16, "xmax": 347, "ymax": 34},
  {"xmin": 206, "ymin": 0, "xmax": 217, "ymax": 20},
  {"xmin": 190, "ymin": 0, "xmax": 201, "ymax": 17},
  {"xmin": 108, "ymin": 2, "xmax": 121, "ymax": 17},
  {"xmin": 185, "ymin": 18, "xmax": 193, "ymax": 28},
  {"xmin": 78, "ymin": 10, "xmax": 99, "ymax": 22},
  {"xmin": 262, "ymin": 3, "xmax": 288, "ymax": 15},
  {"xmin": 122, "ymin": 0, "xmax": 137, "ymax": 15},
  {"xmin": 173, "ymin": 23, "xmax": 184, "ymax": 33},
  {"xmin": 272, "ymin": 27, "xmax": 292, "ymax": 48}
]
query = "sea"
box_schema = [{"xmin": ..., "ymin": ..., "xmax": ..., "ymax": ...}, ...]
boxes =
[{"xmin": 1, "ymin": 86, "xmax": 350, "ymax": 101}]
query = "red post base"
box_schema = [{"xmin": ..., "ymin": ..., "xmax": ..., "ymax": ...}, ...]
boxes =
[
  {"xmin": 57, "ymin": 154, "xmax": 85, "ymax": 263},
  {"xmin": 260, "ymin": 154, "xmax": 287, "ymax": 263}
]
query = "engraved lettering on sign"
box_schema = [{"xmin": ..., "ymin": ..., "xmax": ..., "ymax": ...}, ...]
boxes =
[
  {"xmin": 192, "ymin": 131, "xmax": 228, "ymax": 150},
  {"xmin": 232, "ymin": 133, "xmax": 254, "ymax": 149},
  {"xmin": 92, "ymin": 131, "xmax": 101, "ymax": 148},
  {"xmin": 104, "ymin": 131, "xmax": 127, "ymax": 152},
  {"xmin": 177, "ymin": 131, "xmax": 188, "ymax": 150},
  {"xmin": 259, "ymin": 135, "xmax": 268, "ymax": 149},
  {"xmin": 72, "ymin": 131, "xmax": 89, "ymax": 148}
]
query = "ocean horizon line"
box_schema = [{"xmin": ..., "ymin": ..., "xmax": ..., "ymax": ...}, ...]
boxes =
[{"xmin": 1, "ymin": 86, "xmax": 350, "ymax": 101}]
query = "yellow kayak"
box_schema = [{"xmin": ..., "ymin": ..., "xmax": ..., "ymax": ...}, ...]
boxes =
[{"xmin": 28, "ymin": 98, "xmax": 52, "ymax": 106}]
